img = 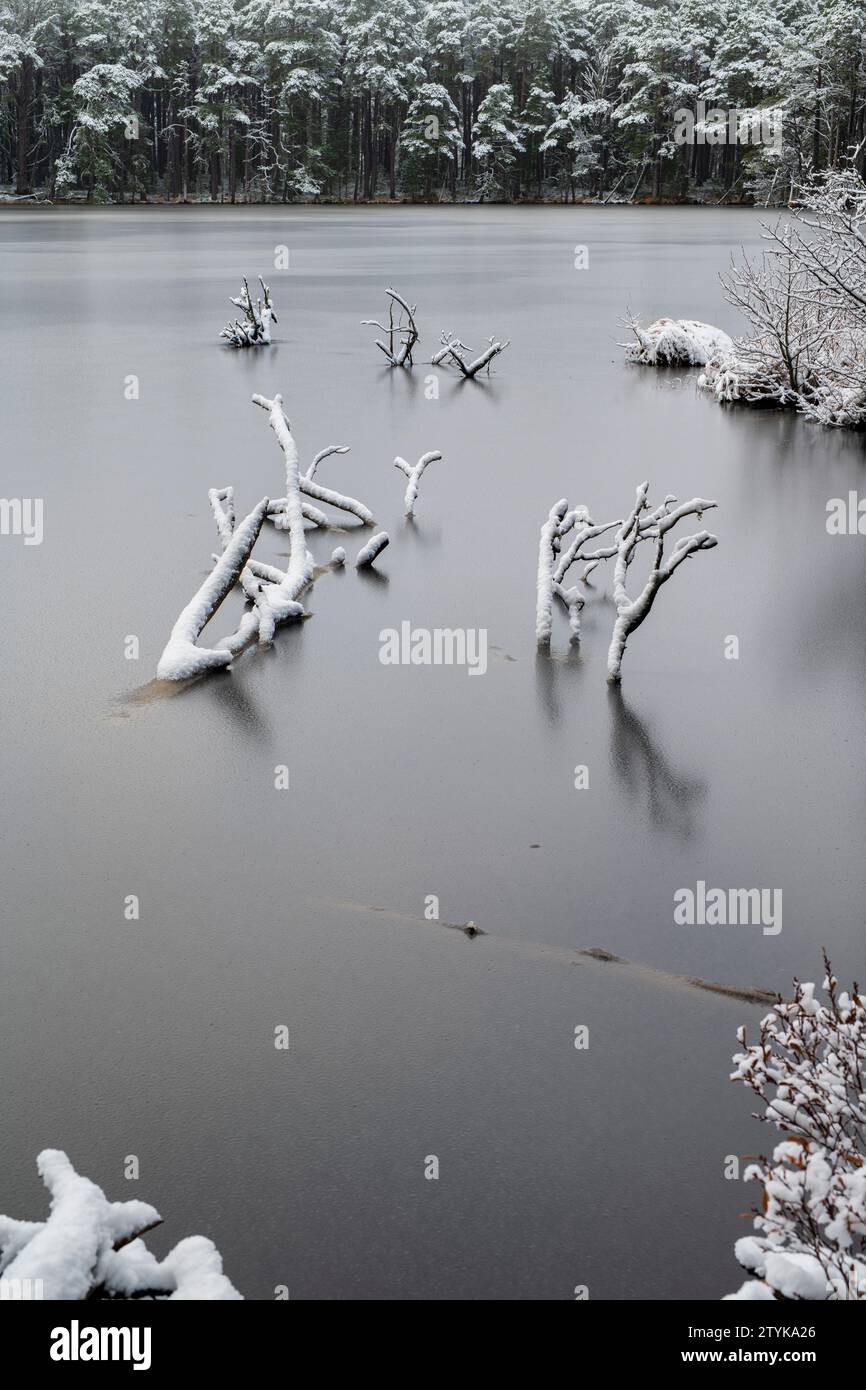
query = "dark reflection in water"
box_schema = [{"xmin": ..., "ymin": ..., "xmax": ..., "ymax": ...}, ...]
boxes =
[{"xmin": 607, "ymin": 685, "xmax": 707, "ymax": 841}]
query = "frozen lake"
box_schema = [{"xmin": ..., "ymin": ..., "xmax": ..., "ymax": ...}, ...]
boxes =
[{"xmin": 1, "ymin": 206, "xmax": 864, "ymax": 1300}]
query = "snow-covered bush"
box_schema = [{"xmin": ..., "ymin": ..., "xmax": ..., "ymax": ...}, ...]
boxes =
[
  {"xmin": 725, "ymin": 954, "xmax": 866, "ymax": 1301},
  {"xmin": 0, "ymin": 1150, "xmax": 241, "ymax": 1300},
  {"xmin": 624, "ymin": 315, "xmax": 733, "ymax": 366},
  {"xmin": 700, "ymin": 162, "xmax": 866, "ymax": 428}
]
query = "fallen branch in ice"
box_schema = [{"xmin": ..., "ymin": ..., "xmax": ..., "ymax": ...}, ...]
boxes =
[
  {"xmin": 432, "ymin": 330, "xmax": 510, "ymax": 378},
  {"xmin": 355, "ymin": 532, "xmax": 390, "ymax": 568},
  {"xmin": 606, "ymin": 484, "xmax": 718, "ymax": 682},
  {"xmin": 156, "ymin": 496, "xmax": 269, "ymax": 680},
  {"xmin": 622, "ymin": 313, "xmax": 732, "ymax": 366},
  {"xmin": 268, "ymin": 444, "xmax": 374, "ymax": 528},
  {"xmin": 725, "ymin": 953, "xmax": 866, "ymax": 1301},
  {"xmin": 394, "ymin": 450, "xmax": 441, "ymax": 518},
  {"xmin": 362, "ymin": 286, "xmax": 419, "ymax": 367},
  {"xmin": 0, "ymin": 1150, "xmax": 241, "ymax": 1300},
  {"xmin": 220, "ymin": 276, "xmax": 277, "ymax": 347}
]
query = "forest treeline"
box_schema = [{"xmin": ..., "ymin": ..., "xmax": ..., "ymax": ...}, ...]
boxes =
[{"xmin": 1, "ymin": 0, "xmax": 865, "ymax": 205}]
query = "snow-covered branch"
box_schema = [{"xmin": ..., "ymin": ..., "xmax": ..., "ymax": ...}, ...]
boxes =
[
  {"xmin": 0, "ymin": 1150, "xmax": 241, "ymax": 1300},
  {"xmin": 220, "ymin": 276, "xmax": 277, "ymax": 347},
  {"xmin": 394, "ymin": 450, "xmax": 441, "ymax": 518},
  {"xmin": 536, "ymin": 484, "xmax": 718, "ymax": 676},
  {"xmin": 607, "ymin": 485, "xmax": 717, "ymax": 682},
  {"xmin": 355, "ymin": 531, "xmax": 390, "ymax": 568},
  {"xmin": 536, "ymin": 499, "xmax": 621, "ymax": 646},
  {"xmin": 156, "ymin": 496, "xmax": 269, "ymax": 680},
  {"xmin": 362, "ymin": 286, "xmax": 419, "ymax": 367},
  {"xmin": 269, "ymin": 444, "xmax": 374, "ymax": 527},
  {"xmin": 432, "ymin": 330, "xmax": 510, "ymax": 378}
]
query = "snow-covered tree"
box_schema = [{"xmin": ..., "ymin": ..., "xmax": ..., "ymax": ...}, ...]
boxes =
[
  {"xmin": 472, "ymin": 81, "xmax": 524, "ymax": 197},
  {"xmin": 399, "ymin": 81, "xmax": 461, "ymax": 197}
]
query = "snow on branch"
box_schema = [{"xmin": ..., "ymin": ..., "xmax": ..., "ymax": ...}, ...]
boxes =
[
  {"xmin": 220, "ymin": 276, "xmax": 277, "ymax": 347},
  {"xmin": 355, "ymin": 531, "xmax": 390, "ymax": 568},
  {"xmin": 269, "ymin": 443, "xmax": 374, "ymax": 528},
  {"xmin": 536, "ymin": 500, "xmax": 622, "ymax": 647},
  {"xmin": 536, "ymin": 484, "xmax": 718, "ymax": 677},
  {"xmin": 394, "ymin": 450, "xmax": 441, "ymax": 518},
  {"xmin": 156, "ymin": 495, "xmax": 269, "ymax": 680},
  {"xmin": 362, "ymin": 286, "xmax": 419, "ymax": 367},
  {"xmin": 725, "ymin": 953, "xmax": 866, "ymax": 1301},
  {"xmin": 0, "ymin": 1150, "xmax": 241, "ymax": 1300},
  {"xmin": 623, "ymin": 314, "xmax": 732, "ymax": 366},
  {"xmin": 155, "ymin": 392, "xmax": 385, "ymax": 680},
  {"xmin": 432, "ymin": 330, "xmax": 510, "ymax": 378},
  {"xmin": 606, "ymin": 484, "xmax": 717, "ymax": 682}
]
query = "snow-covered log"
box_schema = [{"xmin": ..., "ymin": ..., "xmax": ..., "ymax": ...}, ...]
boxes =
[
  {"xmin": 0, "ymin": 1150, "xmax": 241, "ymax": 1300},
  {"xmin": 623, "ymin": 314, "xmax": 732, "ymax": 366},
  {"xmin": 362, "ymin": 287, "xmax": 419, "ymax": 367},
  {"xmin": 355, "ymin": 531, "xmax": 390, "ymax": 568},
  {"xmin": 394, "ymin": 450, "xmax": 441, "ymax": 518},
  {"xmin": 220, "ymin": 276, "xmax": 277, "ymax": 347},
  {"xmin": 725, "ymin": 954, "xmax": 866, "ymax": 1301},
  {"xmin": 156, "ymin": 496, "xmax": 269, "ymax": 680},
  {"xmin": 432, "ymin": 330, "xmax": 510, "ymax": 378},
  {"xmin": 606, "ymin": 484, "xmax": 718, "ymax": 682}
]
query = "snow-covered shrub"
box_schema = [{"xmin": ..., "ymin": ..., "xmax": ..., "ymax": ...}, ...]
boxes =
[
  {"xmin": 220, "ymin": 276, "xmax": 277, "ymax": 347},
  {"xmin": 624, "ymin": 315, "xmax": 733, "ymax": 366},
  {"xmin": 0, "ymin": 1150, "xmax": 241, "ymax": 1300},
  {"xmin": 701, "ymin": 163, "xmax": 866, "ymax": 428},
  {"xmin": 725, "ymin": 954, "xmax": 866, "ymax": 1301}
]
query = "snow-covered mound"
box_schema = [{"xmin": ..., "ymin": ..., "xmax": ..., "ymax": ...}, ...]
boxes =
[
  {"xmin": 624, "ymin": 316, "xmax": 733, "ymax": 367},
  {"xmin": 0, "ymin": 1150, "xmax": 242, "ymax": 1300}
]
